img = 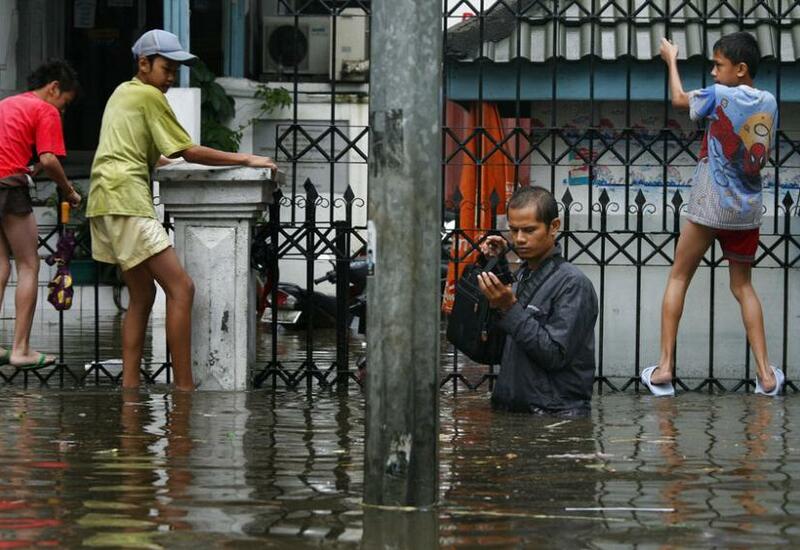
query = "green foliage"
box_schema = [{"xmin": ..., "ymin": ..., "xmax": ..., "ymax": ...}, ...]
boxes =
[
  {"xmin": 191, "ymin": 60, "xmax": 238, "ymax": 151},
  {"xmin": 255, "ymin": 86, "xmax": 292, "ymax": 116},
  {"xmin": 190, "ymin": 60, "xmax": 292, "ymax": 152}
]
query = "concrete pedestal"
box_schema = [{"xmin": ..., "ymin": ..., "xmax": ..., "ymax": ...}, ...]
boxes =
[{"xmin": 156, "ymin": 163, "xmax": 281, "ymax": 390}]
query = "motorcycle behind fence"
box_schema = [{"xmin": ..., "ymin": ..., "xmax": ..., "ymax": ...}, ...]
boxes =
[{"xmin": 251, "ymin": 223, "xmax": 452, "ymax": 383}]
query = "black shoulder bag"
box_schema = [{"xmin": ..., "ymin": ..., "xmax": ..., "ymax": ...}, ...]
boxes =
[{"xmin": 446, "ymin": 255, "xmax": 563, "ymax": 365}]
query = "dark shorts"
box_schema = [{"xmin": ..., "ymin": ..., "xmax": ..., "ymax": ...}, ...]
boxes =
[
  {"xmin": 715, "ymin": 227, "xmax": 759, "ymax": 264},
  {"xmin": 0, "ymin": 187, "xmax": 33, "ymax": 218},
  {"xmin": 0, "ymin": 174, "xmax": 33, "ymax": 218}
]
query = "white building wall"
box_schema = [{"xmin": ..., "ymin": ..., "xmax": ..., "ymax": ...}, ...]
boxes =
[
  {"xmin": 221, "ymin": 78, "xmax": 369, "ymax": 291},
  {"xmin": 529, "ymin": 100, "xmax": 800, "ymax": 231}
]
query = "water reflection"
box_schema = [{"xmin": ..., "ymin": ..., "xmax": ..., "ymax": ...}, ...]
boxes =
[
  {"xmin": 440, "ymin": 394, "xmax": 602, "ymax": 547},
  {"xmin": 80, "ymin": 391, "xmax": 193, "ymax": 548},
  {"xmin": 0, "ymin": 390, "xmax": 799, "ymax": 547}
]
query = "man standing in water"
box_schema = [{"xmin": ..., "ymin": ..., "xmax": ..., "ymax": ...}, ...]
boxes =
[{"xmin": 478, "ymin": 186, "xmax": 598, "ymax": 417}]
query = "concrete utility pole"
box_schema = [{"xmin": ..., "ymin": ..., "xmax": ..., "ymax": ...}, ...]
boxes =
[{"xmin": 364, "ymin": 0, "xmax": 442, "ymax": 507}]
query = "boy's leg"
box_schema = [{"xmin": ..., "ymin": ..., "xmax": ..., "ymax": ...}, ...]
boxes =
[
  {"xmin": 1, "ymin": 213, "xmax": 53, "ymax": 365},
  {"xmin": 120, "ymin": 263, "xmax": 157, "ymax": 388},
  {"xmin": 651, "ymin": 221, "xmax": 715, "ymax": 385},
  {"xmin": 728, "ymin": 261, "xmax": 774, "ymax": 392},
  {"xmin": 0, "ymin": 229, "xmax": 12, "ymax": 350},
  {"xmin": 0, "ymin": 229, "xmax": 12, "ymax": 309},
  {"xmin": 140, "ymin": 247, "xmax": 195, "ymax": 391}
]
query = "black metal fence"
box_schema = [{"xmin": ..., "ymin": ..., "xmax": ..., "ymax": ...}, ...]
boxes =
[
  {"xmin": 7, "ymin": 205, "xmax": 175, "ymax": 388},
  {"xmin": 7, "ymin": 0, "xmax": 800, "ymax": 392},
  {"xmin": 252, "ymin": 0, "xmax": 800, "ymax": 393}
]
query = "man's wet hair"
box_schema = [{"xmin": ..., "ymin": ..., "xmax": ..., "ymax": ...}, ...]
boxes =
[
  {"xmin": 713, "ymin": 31, "xmax": 760, "ymax": 78},
  {"xmin": 27, "ymin": 59, "xmax": 80, "ymax": 93},
  {"xmin": 506, "ymin": 185, "xmax": 559, "ymax": 226}
]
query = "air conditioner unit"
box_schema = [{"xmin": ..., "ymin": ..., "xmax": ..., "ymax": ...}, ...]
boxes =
[
  {"xmin": 333, "ymin": 11, "xmax": 368, "ymax": 81},
  {"xmin": 262, "ymin": 12, "xmax": 368, "ymax": 81},
  {"xmin": 263, "ymin": 16, "xmax": 331, "ymax": 77}
]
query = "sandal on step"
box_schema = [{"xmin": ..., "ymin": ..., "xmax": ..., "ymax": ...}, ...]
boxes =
[
  {"xmin": 755, "ymin": 365, "xmax": 784, "ymax": 397},
  {"xmin": 11, "ymin": 353, "xmax": 56, "ymax": 371},
  {"xmin": 640, "ymin": 366, "xmax": 675, "ymax": 397}
]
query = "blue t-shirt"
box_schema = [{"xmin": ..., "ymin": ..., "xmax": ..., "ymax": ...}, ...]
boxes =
[{"xmin": 685, "ymin": 84, "xmax": 777, "ymax": 228}]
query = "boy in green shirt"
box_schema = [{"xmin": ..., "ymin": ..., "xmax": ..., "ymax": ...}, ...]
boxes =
[{"xmin": 88, "ymin": 30, "xmax": 276, "ymax": 391}]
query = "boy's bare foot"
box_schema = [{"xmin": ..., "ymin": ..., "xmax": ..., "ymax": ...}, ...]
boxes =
[
  {"xmin": 757, "ymin": 368, "xmax": 776, "ymax": 394},
  {"xmin": 649, "ymin": 364, "xmax": 673, "ymax": 385}
]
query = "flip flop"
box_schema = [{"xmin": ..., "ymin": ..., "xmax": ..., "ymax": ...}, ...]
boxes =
[
  {"xmin": 640, "ymin": 366, "xmax": 675, "ymax": 397},
  {"xmin": 755, "ymin": 365, "xmax": 784, "ymax": 396},
  {"xmin": 11, "ymin": 353, "xmax": 56, "ymax": 371},
  {"xmin": 0, "ymin": 349, "xmax": 10, "ymax": 366}
]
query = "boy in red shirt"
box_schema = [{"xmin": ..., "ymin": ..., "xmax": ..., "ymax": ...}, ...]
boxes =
[{"xmin": 0, "ymin": 60, "xmax": 81, "ymax": 368}]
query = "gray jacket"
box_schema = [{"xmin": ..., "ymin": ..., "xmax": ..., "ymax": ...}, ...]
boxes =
[{"xmin": 491, "ymin": 245, "xmax": 598, "ymax": 414}]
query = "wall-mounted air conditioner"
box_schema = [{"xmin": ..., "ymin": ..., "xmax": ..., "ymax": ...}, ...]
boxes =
[
  {"xmin": 262, "ymin": 11, "xmax": 368, "ymax": 81},
  {"xmin": 263, "ymin": 16, "xmax": 331, "ymax": 77}
]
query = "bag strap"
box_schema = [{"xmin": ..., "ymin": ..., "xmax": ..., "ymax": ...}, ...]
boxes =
[
  {"xmin": 478, "ymin": 255, "xmax": 503, "ymax": 279},
  {"xmin": 515, "ymin": 255, "xmax": 565, "ymax": 310},
  {"xmin": 478, "ymin": 255, "xmax": 564, "ymax": 338}
]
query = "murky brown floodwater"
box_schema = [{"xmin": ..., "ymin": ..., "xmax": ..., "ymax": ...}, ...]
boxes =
[
  {"xmin": 1, "ymin": 313, "xmax": 798, "ymax": 547},
  {"xmin": 15, "ymin": 311, "xmax": 479, "ymax": 387},
  {"xmin": 0, "ymin": 387, "xmax": 798, "ymax": 549}
]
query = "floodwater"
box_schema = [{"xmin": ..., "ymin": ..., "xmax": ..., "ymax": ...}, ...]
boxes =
[
  {"xmin": 0, "ymin": 388, "xmax": 798, "ymax": 548},
  {"xmin": 2, "ymin": 313, "xmax": 799, "ymax": 547}
]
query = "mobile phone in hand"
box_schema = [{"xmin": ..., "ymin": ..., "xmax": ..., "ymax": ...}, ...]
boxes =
[
  {"xmin": 493, "ymin": 258, "xmax": 515, "ymax": 285},
  {"xmin": 495, "ymin": 269, "xmax": 514, "ymax": 285}
]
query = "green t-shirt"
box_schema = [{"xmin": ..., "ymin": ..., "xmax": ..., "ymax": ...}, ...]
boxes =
[{"xmin": 87, "ymin": 78, "xmax": 194, "ymax": 218}]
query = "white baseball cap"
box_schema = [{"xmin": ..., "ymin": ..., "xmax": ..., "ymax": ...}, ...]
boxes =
[{"xmin": 131, "ymin": 29, "xmax": 197, "ymax": 65}]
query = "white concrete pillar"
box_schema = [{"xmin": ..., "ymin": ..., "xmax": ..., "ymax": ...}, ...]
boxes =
[
  {"xmin": 156, "ymin": 163, "xmax": 282, "ymax": 390},
  {"xmin": 0, "ymin": 0, "xmax": 18, "ymax": 96}
]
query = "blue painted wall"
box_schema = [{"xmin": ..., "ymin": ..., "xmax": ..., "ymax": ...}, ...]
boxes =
[
  {"xmin": 164, "ymin": 0, "xmax": 191, "ymax": 87},
  {"xmin": 223, "ymin": 0, "xmax": 247, "ymax": 78},
  {"xmin": 446, "ymin": 60, "xmax": 800, "ymax": 102}
]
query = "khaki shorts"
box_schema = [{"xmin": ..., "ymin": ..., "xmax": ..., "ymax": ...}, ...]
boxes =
[{"xmin": 90, "ymin": 215, "xmax": 171, "ymax": 272}]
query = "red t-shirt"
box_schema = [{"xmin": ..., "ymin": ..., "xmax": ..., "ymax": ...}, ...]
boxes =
[{"xmin": 0, "ymin": 91, "xmax": 66, "ymax": 179}]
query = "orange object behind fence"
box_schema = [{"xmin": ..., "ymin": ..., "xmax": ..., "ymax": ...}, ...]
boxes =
[
  {"xmin": 60, "ymin": 201, "xmax": 70, "ymax": 224},
  {"xmin": 442, "ymin": 102, "xmax": 514, "ymax": 314}
]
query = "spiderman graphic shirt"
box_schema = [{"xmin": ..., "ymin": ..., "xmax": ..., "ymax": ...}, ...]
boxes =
[{"xmin": 685, "ymin": 84, "xmax": 777, "ymax": 229}]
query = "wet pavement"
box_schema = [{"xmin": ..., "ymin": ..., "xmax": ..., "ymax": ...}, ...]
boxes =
[{"xmin": 0, "ymin": 388, "xmax": 798, "ymax": 548}]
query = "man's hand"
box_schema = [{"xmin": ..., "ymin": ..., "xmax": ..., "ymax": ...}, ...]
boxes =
[
  {"xmin": 478, "ymin": 271, "xmax": 516, "ymax": 311},
  {"xmin": 480, "ymin": 234, "xmax": 507, "ymax": 258},
  {"xmin": 29, "ymin": 162, "xmax": 43, "ymax": 177},
  {"xmin": 246, "ymin": 155, "xmax": 278, "ymax": 170},
  {"xmin": 659, "ymin": 37, "xmax": 678, "ymax": 65}
]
